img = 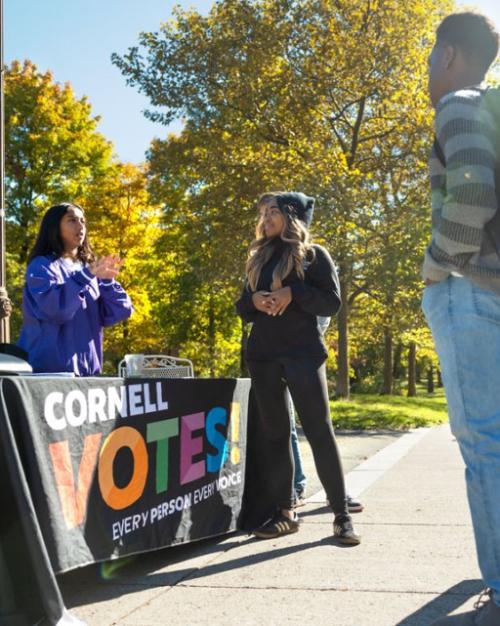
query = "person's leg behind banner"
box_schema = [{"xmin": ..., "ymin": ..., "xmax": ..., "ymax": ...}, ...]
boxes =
[
  {"xmin": 423, "ymin": 276, "xmax": 500, "ymax": 619},
  {"xmin": 284, "ymin": 357, "xmax": 360, "ymax": 545},
  {"xmin": 289, "ymin": 390, "xmax": 307, "ymax": 505}
]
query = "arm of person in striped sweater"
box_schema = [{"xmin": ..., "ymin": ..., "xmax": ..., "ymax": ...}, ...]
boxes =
[{"xmin": 423, "ymin": 90, "xmax": 498, "ymax": 282}]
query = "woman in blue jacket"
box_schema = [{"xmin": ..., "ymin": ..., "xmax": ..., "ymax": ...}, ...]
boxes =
[{"xmin": 18, "ymin": 202, "xmax": 133, "ymax": 376}]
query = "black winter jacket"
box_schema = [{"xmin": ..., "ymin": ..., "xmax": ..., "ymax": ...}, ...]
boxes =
[{"xmin": 235, "ymin": 240, "xmax": 341, "ymax": 360}]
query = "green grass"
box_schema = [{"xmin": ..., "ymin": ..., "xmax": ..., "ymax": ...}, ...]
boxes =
[{"xmin": 330, "ymin": 387, "xmax": 448, "ymax": 430}]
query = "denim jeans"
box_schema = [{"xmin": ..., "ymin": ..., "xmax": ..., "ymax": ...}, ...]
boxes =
[
  {"xmin": 289, "ymin": 391, "xmax": 307, "ymax": 494},
  {"xmin": 422, "ymin": 276, "xmax": 500, "ymax": 605}
]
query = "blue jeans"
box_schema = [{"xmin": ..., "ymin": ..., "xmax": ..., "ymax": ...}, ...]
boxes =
[
  {"xmin": 289, "ymin": 391, "xmax": 307, "ymax": 494},
  {"xmin": 422, "ymin": 276, "xmax": 500, "ymax": 604}
]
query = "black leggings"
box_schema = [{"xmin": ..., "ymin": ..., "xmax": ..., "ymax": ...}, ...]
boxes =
[{"xmin": 248, "ymin": 357, "xmax": 347, "ymax": 515}]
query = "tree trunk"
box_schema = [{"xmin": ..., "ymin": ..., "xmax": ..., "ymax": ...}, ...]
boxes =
[
  {"xmin": 437, "ymin": 368, "xmax": 443, "ymax": 388},
  {"xmin": 336, "ymin": 278, "xmax": 350, "ymax": 399},
  {"xmin": 381, "ymin": 327, "xmax": 393, "ymax": 395},
  {"xmin": 416, "ymin": 361, "xmax": 422, "ymax": 384},
  {"xmin": 427, "ymin": 365, "xmax": 435, "ymax": 393},
  {"xmin": 407, "ymin": 341, "xmax": 417, "ymax": 397},
  {"xmin": 392, "ymin": 341, "xmax": 404, "ymax": 380}
]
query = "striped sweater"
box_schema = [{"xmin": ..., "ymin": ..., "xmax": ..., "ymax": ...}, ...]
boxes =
[{"xmin": 422, "ymin": 87, "xmax": 500, "ymax": 293}]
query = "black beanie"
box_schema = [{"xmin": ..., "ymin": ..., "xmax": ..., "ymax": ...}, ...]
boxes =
[{"xmin": 276, "ymin": 192, "xmax": 315, "ymax": 227}]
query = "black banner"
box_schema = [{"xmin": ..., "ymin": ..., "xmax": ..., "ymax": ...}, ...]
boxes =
[{"xmin": 1, "ymin": 376, "xmax": 249, "ymax": 573}]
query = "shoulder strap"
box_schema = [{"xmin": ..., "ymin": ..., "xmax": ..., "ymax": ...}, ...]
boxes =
[{"xmin": 433, "ymin": 135, "xmax": 446, "ymax": 166}]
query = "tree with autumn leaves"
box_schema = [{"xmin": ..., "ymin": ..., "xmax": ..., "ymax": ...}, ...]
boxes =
[
  {"xmin": 4, "ymin": 61, "xmax": 161, "ymax": 369},
  {"xmin": 5, "ymin": 61, "xmax": 112, "ymax": 264},
  {"xmin": 4, "ymin": 1, "xmax": 463, "ymax": 391},
  {"xmin": 84, "ymin": 162, "xmax": 163, "ymax": 369},
  {"xmin": 113, "ymin": 0, "xmax": 453, "ymax": 391}
]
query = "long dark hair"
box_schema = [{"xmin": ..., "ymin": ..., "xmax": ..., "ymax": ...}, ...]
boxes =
[
  {"xmin": 27, "ymin": 202, "xmax": 96, "ymax": 264},
  {"xmin": 246, "ymin": 193, "xmax": 312, "ymax": 291}
]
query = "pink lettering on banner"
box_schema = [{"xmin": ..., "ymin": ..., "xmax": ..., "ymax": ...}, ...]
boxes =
[{"xmin": 180, "ymin": 412, "xmax": 206, "ymax": 485}]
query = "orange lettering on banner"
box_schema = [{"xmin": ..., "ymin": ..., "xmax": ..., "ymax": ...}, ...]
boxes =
[
  {"xmin": 98, "ymin": 427, "xmax": 148, "ymax": 510},
  {"xmin": 49, "ymin": 433, "xmax": 103, "ymax": 530}
]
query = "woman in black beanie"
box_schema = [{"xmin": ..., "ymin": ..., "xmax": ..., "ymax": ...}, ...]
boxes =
[{"xmin": 236, "ymin": 191, "xmax": 360, "ymax": 545}]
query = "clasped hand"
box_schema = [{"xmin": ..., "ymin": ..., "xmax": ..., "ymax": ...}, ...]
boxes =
[
  {"xmin": 252, "ymin": 287, "xmax": 292, "ymax": 316},
  {"xmin": 89, "ymin": 255, "xmax": 124, "ymax": 280}
]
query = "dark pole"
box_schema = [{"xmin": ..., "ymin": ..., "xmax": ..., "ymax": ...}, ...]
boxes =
[{"xmin": 0, "ymin": 0, "xmax": 11, "ymax": 342}]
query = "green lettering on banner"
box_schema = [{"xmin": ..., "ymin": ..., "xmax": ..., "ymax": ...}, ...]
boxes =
[{"xmin": 146, "ymin": 418, "xmax": 180, "ymax": 494}]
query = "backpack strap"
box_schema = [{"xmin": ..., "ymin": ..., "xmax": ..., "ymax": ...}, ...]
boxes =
[{"xmin": 433, "ymin": 135, "xmax": 446, "ymax": 167}]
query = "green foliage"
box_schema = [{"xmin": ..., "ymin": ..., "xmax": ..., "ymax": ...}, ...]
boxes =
[
  {"xmin": 81, "ymin": 163, "xmax": 164, "ymax": 371},
  {"xmin": 4, "ymin": 60, "xmax": 117, "ymax": 345},
  {"xmin": 5, "ymin": 2, "xmax": 467, "ymax": 392},
  {"xmin": 4, "ymin": 63, "xmax": 163, "ymax": 370},
  {"xmin": 5, "ymin": 252, "xmax": 25, "ymax": 341},
  {"xmin": 145, "ymin": 177, "xmax": 248, "ymax": 376},
  {"xmin": 5, "ymin": 61, "xmax": 113, "ymax": 263},
  {"xmin": 112, "ymin": 0, "xmax": 455, "ymax": 381}
]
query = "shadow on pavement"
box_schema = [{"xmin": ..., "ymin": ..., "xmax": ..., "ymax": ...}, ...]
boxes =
[
  {"xmin": 396, "ymin": 579, "xmax": 483, "ymax": 626},
  {"xmin": 59, "ymin": 533, "xmax": 339, "ymax": 609},
  {"xmin": 295, "ymin": 504, "xmax": 331, "ymax": 519}
]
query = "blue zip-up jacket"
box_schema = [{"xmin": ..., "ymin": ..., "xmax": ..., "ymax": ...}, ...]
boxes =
[{"xmin": 18, "ymin": 254, "xmax": 133, "ymax": 375}]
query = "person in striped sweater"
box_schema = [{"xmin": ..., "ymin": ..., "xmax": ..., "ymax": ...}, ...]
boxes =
[{"xmin": 422, "ymin": 12, "xmax": 500, "ymax": 626}]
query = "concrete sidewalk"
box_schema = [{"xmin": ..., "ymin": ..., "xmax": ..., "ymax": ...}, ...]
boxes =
[{"xmin": 60, "ymin": 425, "xmax": 482, "ymax": 626}]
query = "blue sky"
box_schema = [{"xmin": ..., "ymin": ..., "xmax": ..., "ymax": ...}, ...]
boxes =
[{"xmin": 5, "ymin": 0, "xmax": 500, "ymax": 164}]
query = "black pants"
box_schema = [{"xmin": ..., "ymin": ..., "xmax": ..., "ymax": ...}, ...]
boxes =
[{"xmin": 248, "ymin": 357, "xmax": 347, "ymax": 515}]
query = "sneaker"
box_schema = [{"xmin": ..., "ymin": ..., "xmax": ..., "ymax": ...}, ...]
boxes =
[
  {"xmin": 333, "ymin": 513, "xmax": 361, "ymax": 545},
  {"xmin": 347, "ymin": 494, "xmax": 364, "ymax": 513},
  {"xmin": 430, "ymin": 589, "xmax": 500, "ymax": 625},
  {"xmin": 253, "ymin": 511, "xmax": 300, "ymax": 540},
  {"xmin": 327, "ymin": 494, "xmax": 364, "ymax": 513},
  {"xmin": 293, "ymin": 488, "xmax": 306, "ymax": 508}
]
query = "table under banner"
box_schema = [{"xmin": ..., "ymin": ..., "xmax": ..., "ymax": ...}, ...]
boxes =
[{"xmin": 0, "ymin": 375, "xmax": 251, "ymax": 625}]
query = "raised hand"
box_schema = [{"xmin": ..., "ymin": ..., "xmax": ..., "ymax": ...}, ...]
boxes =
[{"xmin": 89, "ymin": 255, "xmax": 124, "ymax": 280}]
